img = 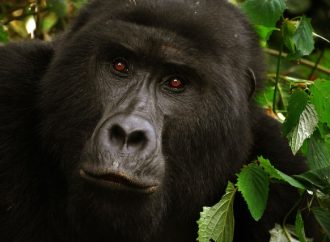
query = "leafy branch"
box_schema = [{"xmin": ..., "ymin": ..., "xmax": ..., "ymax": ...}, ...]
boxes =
[
  {"xmin": 198, "ymin": 0, "xmax": 330, "ymax": 241},
  {"xmin": 265, "ymin": 48, "xmax": 330, "ymax": 76}
]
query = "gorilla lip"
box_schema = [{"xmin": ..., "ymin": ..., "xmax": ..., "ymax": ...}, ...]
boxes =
[{"xmin": 79, "ymin": 169, "xmax": 158, "ymax": 194}]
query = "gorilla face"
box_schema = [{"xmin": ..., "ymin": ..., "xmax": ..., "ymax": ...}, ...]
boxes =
[{"xmin": 39, "ymin": 0, "xmax": 263, "ymax": 239}]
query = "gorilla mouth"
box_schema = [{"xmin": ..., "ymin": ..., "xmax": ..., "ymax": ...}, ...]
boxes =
[{"xmin": 79, "ymin": 169, "xmax": 158, "ymax": 194}]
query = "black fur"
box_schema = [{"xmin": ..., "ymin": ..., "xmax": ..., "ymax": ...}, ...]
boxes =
[{"xmin": 0, "ymin": 0, "xmax": 310, "ymax": 241}]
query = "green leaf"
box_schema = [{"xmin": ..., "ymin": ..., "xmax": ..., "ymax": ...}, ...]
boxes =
[
  {"xmin": 287, "ymin": 103, "xmax": 318, "ymax": 154},
  {"xmin": 240, "ymin": 0, "xmax": 286, "ymax": 28},
  {"xmin": 293, "ymin": 16, "xmax": 314, "ymax": 56},
  {"xmin": 310, "ymin": 79, "xmax": 330, "ymax": 127},
  {"xmin": 288, "ymin": 16, "xmax": 315, "ymax": 59},
  {"xmin": 255, "ymin": 25, "xmax": 278, "ymax": 42},
  {"xmin": 236, "ymin": 163, "xmax": 269, "ymax": 221},
  {"xmin": 312, "ymin": 207, "xmax": 330, "ymax": 237},
  {"xmin": 295, "ymin": 211, "xmax": 308, "ymax": 242},
  {"xmin": 41, "ymin": 12, "xmax": 59, "ymax": 33},
  {"xmin": 255, "ymin": 85, "xmax": 274, "ymax": 108},
  {"xmin": 317, "ymin": 123, "xmax": 330, "ymax": 144},
  {"xmin": 294, "ymin": 166, "xmax": 330, "ymax": 193},
  {"xmin": 258, "ymin": 156, "xmax": 305, "ymax": 189},
  {"xmin": 305, "ymin": 132, "xmax": 330, "ymax": 170},
  {"xmin": 283, "ymin": 90, "xmax": 309, "ymax": 136},
  {"xmin": 282, "ymin": 19, "xmax": 299, "ymax": 53},
  {"xmin": 197, "ymin": 182, "xmax": 236, "ymax": 242},
  {"xmin": 0, "ymin": 25, "xmax": 9, "ymax": 43}
]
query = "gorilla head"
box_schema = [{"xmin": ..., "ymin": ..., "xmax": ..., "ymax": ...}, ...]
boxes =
[{"xmin": 38, "ymin": 0, "xmax": 264, "ymax": 240}]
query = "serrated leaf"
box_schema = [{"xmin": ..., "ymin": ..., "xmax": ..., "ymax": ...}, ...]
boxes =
[
  {"xmin": 197, "ymin": 182, "xmax": 236, "ymax": 242},
  {"xmin": 294, "ymin": 166, "xmax": 330, "ymax": 193},
  {"xmin": 312, "ymin": 207, "xmax": 330, "ymax": 237},
  {"xmin": 240, "ymin": 0, "xmax": 286, "ymax": 28},
  {"xmin": 295, "ymin": 211, "xmax": 308, "ymax": 242},
  {"xmin": 310, "ymin": 79, "xmax": 330, "ymax": 127},
  {"xmin": 283, "ymin": 90, "xmax": 309, "ymax": 136},
  {"xmin": 305, "ymin": 132, "xmax": 330, "ymax": 170},
  {"xmin": 236, "ymin": 163, "xmax": 269, "ymax": 221},
  {"xmin": 287, "ymin": 103, "xmax": 318, "ymax": 154},
  {"xmin": 258, "ymin": 156, "xmax": 305, "ymax": 189},
  {"xmin": 269, "ymin": 224, "xmax": 299, "ymax": 242}
]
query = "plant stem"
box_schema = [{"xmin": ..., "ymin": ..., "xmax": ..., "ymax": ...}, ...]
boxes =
[
  {"xmin": 308, "ymin": 48, "xmax": 325, "ymax": 80},
  {"xmin": 272, "ymin": 43, "xmax": 283, "ymax": 113},
  {"xmin": 265, "ymin": 48, "xmax": 330, "ymax": 76},
  {"xmin": 282, "ymin": 193, "xmax": 305, "ymax": 240}
]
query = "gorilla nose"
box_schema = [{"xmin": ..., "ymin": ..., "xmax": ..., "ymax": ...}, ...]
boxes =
[{"xmin": 98, "ymin": 114, "xmax": 157, "ymax": 155}]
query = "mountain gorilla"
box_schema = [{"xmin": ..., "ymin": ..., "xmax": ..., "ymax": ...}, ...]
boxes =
[{"xmin": 0, "ymin": 0, "xmax": 311, "ymax": 241}]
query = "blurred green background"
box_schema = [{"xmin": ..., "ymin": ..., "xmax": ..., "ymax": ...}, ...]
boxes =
[{"xmin": 0, "ymin": 0, "xmax": 87, "ymax": 42}]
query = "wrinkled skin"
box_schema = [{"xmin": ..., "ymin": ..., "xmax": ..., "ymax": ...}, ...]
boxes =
[{"xmin": 0, "ymin": 0, "xmax": 313, "ymax": 241}]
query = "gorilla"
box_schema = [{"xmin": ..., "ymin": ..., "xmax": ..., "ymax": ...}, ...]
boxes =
[{"xmin": 0, "ymin": 0, "xmax": 312, "ymax": 241}]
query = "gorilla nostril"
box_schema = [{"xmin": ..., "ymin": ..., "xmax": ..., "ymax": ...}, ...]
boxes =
[
  {"xmin": 127, "ymin": 131, "xmax": 147, "ymax": 149},
  {"xmin": 109, "ymin": 124, "xmax": 126, "ymax": 147},
  {"xmin": 98, "ymin": 115, "xmax": 157, "ymax": 155}
]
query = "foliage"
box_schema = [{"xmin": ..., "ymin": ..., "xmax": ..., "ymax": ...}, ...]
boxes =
[
  {"xmin": 236, "ymin": 163, "xmax": 269, "ymax": 221},
  {"xmin": 197, "ymin": 182, "xmax": 236, "ymax": 242},
  {"xmin": 198, "ymin": 0, "xmax": 330, "ymax": 241},
  {"xmin": 0, "ymin": 0, "xmax": 86, "ymax": 41},
  {"xmin": 0, "ymin": 1, "xmax": 329, "ymax": 242}
]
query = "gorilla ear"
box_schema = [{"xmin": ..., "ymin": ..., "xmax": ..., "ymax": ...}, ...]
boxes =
[{"xmin": 247, "ymin": 68, "xmax": 257, "ymax": 99}]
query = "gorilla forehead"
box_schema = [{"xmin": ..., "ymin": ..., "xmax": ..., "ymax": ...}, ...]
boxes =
[
  {"xmin": 84, "ymin": 22, "xmax": 209, "ymax": 71},
  {"xmin": 71, "ymin": 0, "xmax": 250, "ymax": 51}
]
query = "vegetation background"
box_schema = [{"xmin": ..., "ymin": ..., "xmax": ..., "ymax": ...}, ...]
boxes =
[{"xmin": 0, "ymin": 0, "xmax": 329, "ymax": 241}]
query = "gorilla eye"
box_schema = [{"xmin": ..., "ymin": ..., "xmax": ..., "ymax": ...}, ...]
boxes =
[
  {"xmin": 165, "ymin": 77, "xmax": 186, "ymax": 93},
  {"xmin": 111, "ymin": 58, "xmax": 129, "ymax": 76}
]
